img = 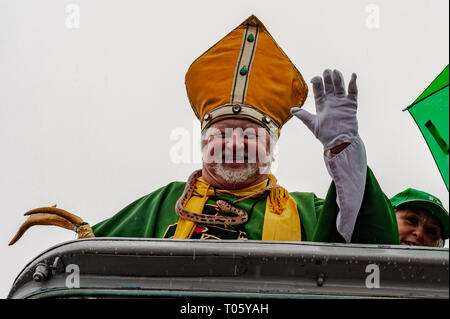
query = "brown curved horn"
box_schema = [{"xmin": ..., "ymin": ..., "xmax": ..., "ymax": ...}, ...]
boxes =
[
  {"xmin": 24, "ymin": 207, "xmax": 84, "ymax": 225},
  {"xmin": 9, "ymin": 213, "xmax": 76, "ymax": 246}
]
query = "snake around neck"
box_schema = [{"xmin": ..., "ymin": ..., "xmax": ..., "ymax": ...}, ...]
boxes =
[{"xmin": 175, "ymin": 169, "xmax": 270, "ymax": 226}]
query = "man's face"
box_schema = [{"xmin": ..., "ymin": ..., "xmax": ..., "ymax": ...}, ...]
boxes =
[
  {"xmin": 395, "ymin": 207, "xmax": 443, "ymax": 247},
  {"xmin": 201, "ymin": 118, "xmax": 275, "ymax": 189}
]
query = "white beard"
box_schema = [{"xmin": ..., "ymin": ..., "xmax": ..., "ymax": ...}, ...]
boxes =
[{"xmin": 212, "ymin": 163, "xmax": 259, "ymax": 185}]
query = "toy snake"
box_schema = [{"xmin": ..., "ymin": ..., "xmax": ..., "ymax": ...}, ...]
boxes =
[{"xmin": 175, "ymin": 169, "xmax": 271, "ymax": 225}]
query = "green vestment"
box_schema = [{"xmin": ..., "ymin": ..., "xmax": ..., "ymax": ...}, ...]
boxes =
[{"xmin": 92, "ymin": 167, "xmax": 400, "ymax": 244}]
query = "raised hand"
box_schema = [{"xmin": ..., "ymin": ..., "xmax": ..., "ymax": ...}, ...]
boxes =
[{"xmin": 291, "ymin": 69, "xmax": 358, "ymax": 151}]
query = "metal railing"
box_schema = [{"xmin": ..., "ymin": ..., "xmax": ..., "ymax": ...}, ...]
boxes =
[{"xmin": 7, "ymin": 238, "xmax": 449, "ymax": 299}]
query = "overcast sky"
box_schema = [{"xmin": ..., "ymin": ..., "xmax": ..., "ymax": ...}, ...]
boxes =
[{"xmin": 1, "ymin": 0, "xmax": 448, "ymax": 298}]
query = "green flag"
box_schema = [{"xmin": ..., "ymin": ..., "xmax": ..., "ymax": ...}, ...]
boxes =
[{"xmin": 405, "ymin": 65, "xmax": 449, "ymax": 190}]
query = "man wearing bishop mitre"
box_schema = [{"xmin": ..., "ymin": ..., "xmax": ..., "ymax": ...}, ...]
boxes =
[{"xmin": 10, "ymin": 15, "xmax": 399, "ymax": 246}]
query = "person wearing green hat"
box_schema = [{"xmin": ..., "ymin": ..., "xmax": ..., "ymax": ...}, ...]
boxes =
[{"xmin": 391, "ymin": 188, "xmax": 449, "ymax": 247}]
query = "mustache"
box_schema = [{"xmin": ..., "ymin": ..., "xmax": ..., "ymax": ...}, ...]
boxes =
[
  {"xmin": 211, "ymin": 163, "xmax": 259, "ymax": 184},
  {"xmin": 222, "ymin": 149, "xmax": 248, "ymax": 160}
]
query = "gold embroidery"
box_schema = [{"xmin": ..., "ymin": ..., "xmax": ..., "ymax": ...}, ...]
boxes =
[
  {"xmin": 162, "ymin": 223, "xmax": 178, "ymax": 239},
  {"xmin": 200, "ymin": 233, "xmax": 221, "ymax": 240}
]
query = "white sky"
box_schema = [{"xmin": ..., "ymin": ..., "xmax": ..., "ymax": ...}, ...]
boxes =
[{"xmin": 0, "ymin": 0, "xmax": 448, "ymax": 298}]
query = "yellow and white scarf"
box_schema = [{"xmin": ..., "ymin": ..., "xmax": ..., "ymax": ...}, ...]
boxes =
[{"xmin": 173, "ymin": 175, "xmax": 301, "ymax": 241}]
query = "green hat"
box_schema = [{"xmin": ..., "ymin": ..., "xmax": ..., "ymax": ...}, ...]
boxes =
[{"xmin": 391, "ymin": 188, "xmax": 449, "ymax": 239}]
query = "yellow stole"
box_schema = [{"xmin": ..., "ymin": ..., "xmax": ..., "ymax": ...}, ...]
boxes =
[{"xmin": 173, "ymin": 175, "xmax": 301, "ymax": 241}]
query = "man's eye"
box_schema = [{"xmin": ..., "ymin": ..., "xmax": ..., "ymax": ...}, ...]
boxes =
[
  {"xmin": 406, "ymin": 217, "xmax": 419, "ymax": 225},
  {"xmin": 212, "ymin": 132, "xmax": 226, "ymax": 139}
]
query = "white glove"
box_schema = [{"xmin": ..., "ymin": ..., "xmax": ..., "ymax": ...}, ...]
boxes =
[
  {"xmin": 291, "ymin": 69, "xmax": 358, "ymax": 150},
  {"xmin": 291, "ymin": 69, "xmax": 366, "ymax": 243}
]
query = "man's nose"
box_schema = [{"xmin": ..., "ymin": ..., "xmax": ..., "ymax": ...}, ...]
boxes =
[
  {"xmin": 412, "ymin": 226, "xmax": 424, "ymax": 241},
  {"xmin": 225, "ymin": 131, "xmax": 245, "ymax": 149}
]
